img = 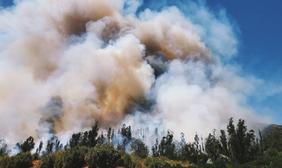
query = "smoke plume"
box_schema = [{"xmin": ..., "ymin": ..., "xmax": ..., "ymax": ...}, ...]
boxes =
[{"xmin": 0, "ymin": 0, "xmax": 269, "ymax": 145}]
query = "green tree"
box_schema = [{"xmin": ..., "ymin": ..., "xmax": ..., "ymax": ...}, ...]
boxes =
[
  {"xmin": 236, "ymin": 119, "xmax": 247, "ymax": 163},
  {"xmin": 36, "ymin": 141, "xmax": 43, "ymax": 155},
  {"xmin": 16, "ymin": 136, "xmax": 35, "ymax": 153},
  {"xmin": 131, "ymin": 138, "xmax": 148, "ymax": 158},
  {"xmin": 41, "ymin": 154, "xmax": 55, "ymax": 168},
  {"xmin": 85, "ymin": 144, "xmax": 122, "ymax": 168},
  {"xmin": 61, "ymin": 146, "xmax": 88, "ymax": 168},
  {"xmin": 0, "ymin": 139, "xmax": 8, "ymax": 156},
  {"xmin": 145, "ymin": 157, "xmax": 186, "ymax": 168},
  {"xmin": 205, "ymin": 132, "xmax": 221, "ymax": 162},
  {"xmin": 227, "ymin": 118, "xmax": 238, "ymax": 162},
  {"xmin": 45, "ymin": 136, "xmax": 62, "ymax": 154},
  {"xmin": 219, "ymin": 130, "xmax": 228, "ymax": 157},
  {"xmin": 68, "ymin": 122, "xmax": 99, "ymax": 148},
  {"xmin": 227, "ymin": 118, "xmax": 259, "ymax": 164},
  {"xmin": 262, "ymin": 124, "xmax": 282, "ymax": 152},
  {"xmin": 88, "ymin": 122, "xmax": 99, "ymax": 147},
  {"xmin": 41, "ymin": 151, "xmax": 65, "ymax": 168},
  {"xmin": 0, "ymin": 152, "xmax": 32, "ymax": 168},
  {"xmin": 158, "ymin": 131, "xmax": 176, "ymax": 159},
  {"xmin": 119, "ymin": 124, "xmax": 132, "ymax": 151},
  {"xmin": 69, "ymin": 132, "xmax": 81, "ymax": 148}
]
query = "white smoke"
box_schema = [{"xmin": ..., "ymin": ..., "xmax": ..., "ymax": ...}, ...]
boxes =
[{"xmin": 0, "ymin": 0, "xmax": 270, "ymax": 146}]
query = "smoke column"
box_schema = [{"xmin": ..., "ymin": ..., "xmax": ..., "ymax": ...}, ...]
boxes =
[{"xmin": 0, "ymin": 0, "xmax": 269, "ymax": 145}]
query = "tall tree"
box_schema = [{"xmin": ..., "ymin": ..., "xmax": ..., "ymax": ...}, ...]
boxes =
[
  {"xmin": 69, "ymin": 133, "xmax": 81, "ymax": 148},
  {"xmin": 227, "ymin": 118, "xmax": 238, "ymax": 162},
  {"xmin": 0, "ymin": 139, "xmax": 8, "ymax": 156},
  {"xmin": 158, "ymin": 131, "xmax": 176, "ymax": 159},
  {"xmin": 45, "ymin": 136, "xmax": 62, "ymax": 154},
  {"xmin": 88, "ymin": 122, "xmax": 99, "ymax": 147},
  {"xmin": 16, "ymin": 136, "xmax": 35, "ymax": 153},
  {"xmin": 131, "ymin": 138, "xmax": 148, "ymax": 158},
  {"xmin": 219, "ymin": 130, "xmax": 229, "ymax": 157},
  {"xmin": 205, "ymin": 132, "xmax": 221, "ymax": 162},
  {"xmin": 119, "ymin": 124, "xmax": 132, "ymax": 151},
  {"xmin": 236, "ymin": 119, "xmax": 247, "ymax": 163}
]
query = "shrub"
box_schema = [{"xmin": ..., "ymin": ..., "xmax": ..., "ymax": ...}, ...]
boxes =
[
  {"xmin": 85, "ymin": 145, "xmax": 122, "ymax": 168},
  {"xmin": 41, "ymin": 154, "xmax": 55, "ymax": 168},
  {"xmin": 62, "ymin": 146, "xmax": 88, "ymax": 168},
  {"xmin": 0, "ymin": 152, "xmax": 32, "ymax": 168},
  {"xmin": 41, "ymin": 151, "xmax": 64, "ymax": 168},
  {"xmin": 145, "ymin": 157, "xmax": 187, "ymax": 168},
  {"xmin": 121, "ymin": 153, "xmax": 144, "ymax": 168},
  {"xmin": 131, "ymin": 138, "xmax": 148, "ymax": 158}
]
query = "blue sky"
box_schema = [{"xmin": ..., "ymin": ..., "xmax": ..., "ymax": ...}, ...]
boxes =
[
  {"xmin": 1, "ymin": 0, "xmax": 281, "ymax": 123},
  {"xmin": 206, "ymin": 0, "xmax": 282, "ymax": 124}
]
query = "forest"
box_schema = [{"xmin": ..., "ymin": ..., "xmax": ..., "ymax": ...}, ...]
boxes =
[{"xmin": 0, "ymin": 118, "xmax": 282, "ymax": 168}]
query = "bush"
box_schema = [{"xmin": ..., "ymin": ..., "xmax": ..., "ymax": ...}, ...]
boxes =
[
  {"xmin": 121, "ymin": 153, "xmax": 144, "ymax": 168},
  {"xmin": 41, "ymin": 154, "xmax": 55, "ymax": 168},
  {"xmin": 62, "ymin": 146, "xmax": 88, "ymax": 168},
  {"xmin": 145, "ymin": 157, "xmax": 187, "ymax": 168},
  {"xmin": 0, "ymin": 152, "xmax": 32, "ymax": 168},
  {"xmin": 131, "ymin": 138, "xmax": 148, "ymax": 158},
  {"xmin": 41, "ymin": 151, "xmax": 64, "ymax": 168},
  {"xmin": 0, "ymin": 140, "xmax": 8, "ymax": 156},
  {"xmin": 85, "ymin": 145, "xmax": 122, "ymax": 168},
  {"xmin": 0, "ymin": 156, "xmax": 9, "ymax": 168}
]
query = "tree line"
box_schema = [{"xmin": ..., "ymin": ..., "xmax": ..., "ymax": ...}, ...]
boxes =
[{"xmin": 0, "ymin": 118, "xmax": 281, "ymax": 168}]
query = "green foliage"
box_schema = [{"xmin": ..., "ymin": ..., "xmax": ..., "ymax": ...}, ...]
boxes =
[
  {"xmin": 158, "ymin": 131, "xmax": 176, "ymax": 160},
  {"xmin": 227, "ymin": 118, "xmax": 259, "ymax": 164},
  {"xmin": 45, "ymin": 136, "xmax": 62, "ymax": 155},
  {"xmin": 121, "ymin": 153, "xmax": 144, "ymax": 168},
  {"xmin": 41, "ymin": 146, "xmax": 88, "ymax": 168},
  {"xmin": 118, "ymin": 124, "xmax": 132, "ymax": 151},
  {"xmin": 16, "ymin": 136, "xmax": 35, "ymax": 153},
  {"xmin": 131, "ymin": 138, "xmax": 149, "ymax": 158},
  {"xmin": 85, "ymin": 144, "xmax": 122, "ymax": 168},
  {"xmin": 68, "ymin": 122, "xmax": 99, "ymax": 148},
  {"xmin": 41, "ymin": 153, "xmax": 55, "ymax": 168},
  {"xmin": 205, "ymin": 132, "xmax": 221, "ymax": 162},
  {"xmin": 0, "ymin": 152, "xmax": 32, "ymax": 168},
  {"xmin": 254, "ymin": 148, "xmax": 282, "ymax": 168},
  {"xmin": 41, "ymin": 151, "xmax": 65, "ymax": 168},
  {"xmin": 36, "ymin": 141, "xmax": 43, "ymax": 155},
  {"xmin": 62, "ymin": 146, "xmax": 88, "ymax": 168},
  {"xmin": 69, "ymin": 132, "xmax": 81, "ymax": 148},
  {"xmin": 0, "ymin": 139, "xmax": 8, "ymax": 156},
  {"xmin": 0, "ymin": 118, "xmax": 282, "ymax": 168},
  {"xmin": 262, "ymin": 124, "xmax": 282, "ymax": 152},
  {"xmin": 145, "ymin": 157, "xmax": 188, "ymax": 168},
  {"xmin": 179, "ymin": 134, "xmax": 206, "ymax": 165},
  {"xmin": 219, "ymin": 130, "xmax": 228, "ymax": 157}
]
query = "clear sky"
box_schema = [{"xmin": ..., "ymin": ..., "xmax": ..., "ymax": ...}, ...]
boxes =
[{"xmin": 1, "ymin": 0, "xmax": 281, "ymax": 123}]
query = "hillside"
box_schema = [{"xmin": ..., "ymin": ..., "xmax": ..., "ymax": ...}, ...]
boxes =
[
  {"xmin": 262, "ymin": 124, "xmax": 282, "ymax": 151},
  {"xmin": 1, "ymin": 119, "xmax": 282, "ymax": 168}
]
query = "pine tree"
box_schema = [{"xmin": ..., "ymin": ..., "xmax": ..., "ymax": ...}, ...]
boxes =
[
  {"xmin": 227, "ymin": 118, "xmax": 238, "ymax": 162},
  {"xmin": 205, "ymin": 132, "xmax": 221, "ymax": 162},
  {"xmin": 219, "ymin": 130, "xmax": 229, "ymax": 157}
]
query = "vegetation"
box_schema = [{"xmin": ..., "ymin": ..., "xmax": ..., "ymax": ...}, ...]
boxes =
[{"xmin": 0, "ymin": 118, "xmax": 281, "ymax": 168}]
